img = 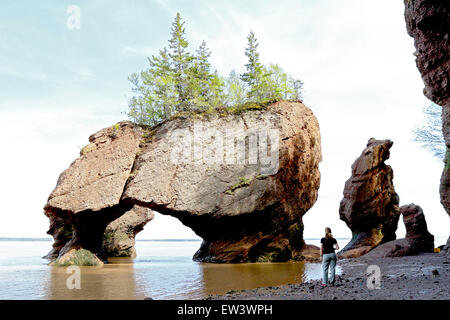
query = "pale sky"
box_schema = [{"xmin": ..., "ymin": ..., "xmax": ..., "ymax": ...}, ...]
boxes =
[{"xmin": 0, "ymin": 0, "xmax": 448, "ymax": 245}]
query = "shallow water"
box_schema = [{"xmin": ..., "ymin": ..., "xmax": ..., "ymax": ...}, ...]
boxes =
[
  {"xmin": 1, "ymin": 237, "xmax": 446, "ymax": 300},
  {"xmin": 0, "ymin": 240, "xmax": 339, "ymax": 300}
]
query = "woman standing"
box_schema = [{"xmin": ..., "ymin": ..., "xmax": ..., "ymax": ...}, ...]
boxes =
[{"xmin": 320, "ymin": 227, "xmax": 339, "ymax": 286}]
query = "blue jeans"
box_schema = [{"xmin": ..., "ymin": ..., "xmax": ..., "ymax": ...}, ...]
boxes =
[{"xmin": 322, "ymin": 253, "xmax": 337, "ymax": 285}]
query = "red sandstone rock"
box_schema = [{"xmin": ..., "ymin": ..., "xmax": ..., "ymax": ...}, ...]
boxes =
[
  {"xmin": 338, "ymin": 138, "xmax": 400, "ymax": 259},
  {"xmin": 404, "ymin": 0, "xmax": 450, "ymax": 217},
  {"xmin": 44, "ymin": 101, "xmax": 323, "ymax": 264},
  {"xmin": 365, "ymin": 204, "xmax": 434, "ymax": 258}
]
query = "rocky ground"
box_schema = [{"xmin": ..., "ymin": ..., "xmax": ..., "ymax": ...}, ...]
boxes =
[{"xmin": 206, "ymin": 252, "xmax": 449, "ymax": 300}]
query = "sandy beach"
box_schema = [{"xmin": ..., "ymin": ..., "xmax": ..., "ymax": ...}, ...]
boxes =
[{"xmin": 207, "ymin": 252, "xmax": 449, "ymax": 300}]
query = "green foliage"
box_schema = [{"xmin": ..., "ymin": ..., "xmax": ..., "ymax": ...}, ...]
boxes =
[
  {"xmin": 169, "ymin": 13, "xmax": 193, "ymax": 111},
  {"xmin": 256, "ymin": 173, "xmax": 269, "ymax": 180},
  {"xmin": 127, "ymin": 14, "xmax": 304, "ymax": 127},
  {"xmin": 225, "ymin": 176, "xmax": 253, "ymax": 195},
  {"xmin": 226, "ymin": 70, "xmax": 246, "ymax": 106},
  {"xmin": 108, "ymin": 123, "xmax": 120, "ymax": 139},
  {"xmin": 103, "ymin": 230, "xmax": 130, "ymax": 244},
  {"xmin": 80, "ymin": 144, "xmax": 94, "ymax": 156},
  {"xmin": 240, "ymin": 34, "xmax": 303, "ymax": 103}
]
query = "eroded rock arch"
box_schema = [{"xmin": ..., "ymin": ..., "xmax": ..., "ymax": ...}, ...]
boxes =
[{"xmin": 44, "ymin": 101, "xmax": 322, "ymax": 265}]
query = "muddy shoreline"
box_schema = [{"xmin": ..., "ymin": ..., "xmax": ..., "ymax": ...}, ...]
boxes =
[{"xmin": 206, "ymin": 252, "xmax": 449, "ymax": 300}]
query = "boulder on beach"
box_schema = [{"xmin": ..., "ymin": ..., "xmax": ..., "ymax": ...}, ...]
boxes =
[
  {"xmin": 51, "ymin": 248, "xmax": 104, "ymax": 267},
  {"xmin": 44, "ymin": 100, "xmax": 323, "ymax": 264},
  {"xmin": 365, "ymin": 204, "xmax": 434, "ymax": 258},
  {"xmin": 338, "ymin": 138, "xmax": 401, "ymax": 259},
  {"xmin": 300, "ymin": 244, "xmax": 321, "ymax": 262}
]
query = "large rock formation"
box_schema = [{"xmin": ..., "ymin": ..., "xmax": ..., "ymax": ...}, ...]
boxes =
[
  {"xmin": 404, "ymin": 0, "xmax": 450, "ymax": 216},
  {"xmin": 102, "ymin": 205, "xmax": 154, "ymax": 257},
  {"xmin": 365, "ymin": 204, "xmax": 434, "ymax": 258},
  {"xmin": 44, "ymin": 101, "xmax": 322, "ymax": 264},
  {"xmin": 338, "ymin": 138, "xmax": 401, "ymax": 259}
]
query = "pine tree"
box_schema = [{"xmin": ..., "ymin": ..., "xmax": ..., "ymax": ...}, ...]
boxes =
[
  {"xmin": 148, "ymin": 47, "xmax": 176, "ymax": 119},
  {"xmin": 189, "ymin": 41, "xmax": 213, "ymax": 110},
  {"xmin": 241, "ymin": 31, "xmax": 265, "ymax": 103},
  {"xmin": 168, "ymin": 12, "xmax": 193, "ymax": 111},
  {"xmin": 195, "ymin": 41, "xmax": 213, "ymax": 97}
]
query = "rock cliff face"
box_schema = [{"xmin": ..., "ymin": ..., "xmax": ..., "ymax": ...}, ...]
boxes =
[
  {"xmin": 404, "ymin": 0, "xmax": 450, "ymax": 216},
  {"xmin": 44, "ymin": 122, "xmax": 145, "ymax": 262},
  {"xmin": 44, "ymin": 101, "xmax": 322, "ymax": 264},
  {"xmin": 338, "ymin": 139, "xmax": 401, "ymax": 259},
  {"xmin": 43, "ymin": 216, "xmax": 73, "ymax": 260},
  {"xmin": 365, "ymin": 204, "xmax": 434, "ymax": 258}
]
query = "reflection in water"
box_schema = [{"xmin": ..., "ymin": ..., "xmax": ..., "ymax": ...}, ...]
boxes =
[
  {"xmin": 47, "ymin": 258, "xmax": 145, "ymax": 300},
  {"xmin": 197, "ymin": 262, "xmax": 306, "ymax": 296},
  {"xmin": 46, "ymin": 260, "xmax": 326, "ymax": 299}
]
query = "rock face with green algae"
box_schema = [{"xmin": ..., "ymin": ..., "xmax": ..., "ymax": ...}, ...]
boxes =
[
  {"xmin": 51, "ymin": 249, "xmax": 103, "ymax": 267},
  {"xmin": 339, "ymin": 138, "xmax": 401, "ymax": 259},
  {"xmin": 44, "ymin": 100, "xmax": 322, "ymax": 264}
]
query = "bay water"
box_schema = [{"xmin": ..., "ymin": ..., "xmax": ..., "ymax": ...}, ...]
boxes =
[
  {"xmin": 0, "ymin": 237, "xmax": 445, "ymax": 300},
  {"xmin": 0, "ymin": 239, "xmax": 337, "ymax": 300}
]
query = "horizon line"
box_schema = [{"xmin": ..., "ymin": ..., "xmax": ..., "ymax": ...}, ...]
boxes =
[{"xmin": 0, "ymin": 236, "xmax": 353, "ymax": 241}]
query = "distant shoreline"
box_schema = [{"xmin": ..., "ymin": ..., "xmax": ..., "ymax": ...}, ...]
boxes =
[
  {"xmin": 0, "ymin": 237, "xmax": 349, "ymax": 242},
  {"xmin": 0, "ymin": 237, "xmax": 202, "ymax": 242},
  {"xmin": 1, "ymin": 237, "xmax": 448, "ymax": 245}
]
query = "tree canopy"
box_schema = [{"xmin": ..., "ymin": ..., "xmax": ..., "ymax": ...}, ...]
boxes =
[{"xmin": 127, "ymin": 13, "xmax": 303, "ymax": 126}]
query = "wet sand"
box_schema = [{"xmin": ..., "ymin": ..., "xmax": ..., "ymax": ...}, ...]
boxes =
[{"xmin": 207, "ymin": 252, "xmax": 449, "ymax": 300}]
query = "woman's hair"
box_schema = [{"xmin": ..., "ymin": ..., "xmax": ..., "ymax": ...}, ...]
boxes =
[{"xmin": 325, "ymin": 227, "xmax": 333, "ymax": 239}]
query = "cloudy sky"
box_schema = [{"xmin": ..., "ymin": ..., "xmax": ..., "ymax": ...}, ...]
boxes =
[{"xmin": 0, "ymin": 0, "xmax": 448, "ymax": 244}]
